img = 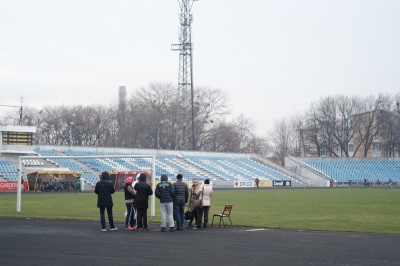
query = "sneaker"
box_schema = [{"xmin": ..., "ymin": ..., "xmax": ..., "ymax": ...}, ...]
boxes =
[
  {"xmin": 192, "ymin": 227, "xmax": 197, "ymax": 230},
  {"xmin": 125, "ymin": 226, "xmax": 134, "ymax": 231},
  {"xmin": 132, "ymin": 226, "xmax": 137, "ymax": 230},
  {"xmin": 169, "ymin": 227, "xmax": 175, "ymax": 232},
  {"xmin": 161, "ymin": 227, "xmax": 166, "ymax": 232},
  {"xmin": 110, "ymin": 227, "xmax": 118, "ymax": 231},
  {"xmin": 143, "ymin": 227, "xmax": 149, "ymax": 232},
  {"xmin": 101, "ymin": 229, "xmax": 106, "ymax": 232}
]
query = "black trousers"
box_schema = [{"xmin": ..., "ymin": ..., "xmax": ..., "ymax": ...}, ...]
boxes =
[{"xmin": 136, "ymin": 208, "xmax": 148, "ymax": 228}]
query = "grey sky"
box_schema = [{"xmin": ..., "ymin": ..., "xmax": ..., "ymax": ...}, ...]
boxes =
[{"xmin": 1, "ymin": 0, "xmax": 399, "ymax": 135}]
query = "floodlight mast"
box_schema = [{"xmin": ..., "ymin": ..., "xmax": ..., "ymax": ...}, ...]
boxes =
[{"xmin": 172, "ymin": 0, "xmax": 197, "ymax": 151}]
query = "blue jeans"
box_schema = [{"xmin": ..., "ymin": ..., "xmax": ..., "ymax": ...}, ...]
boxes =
[
  {"xmin": 125, "ymin": 202, "xmax": 136, "ymax": 227},
  {"xmin": 100, "ymin": 206, "xmax": 115, "ymax": 229},
  {"xmin": 160, "ymin": 202, "xmax": 174, "ymax": 228},
  {"xmin": 173, "ymin": 199, "xmax": 185, "ymax": 230}
]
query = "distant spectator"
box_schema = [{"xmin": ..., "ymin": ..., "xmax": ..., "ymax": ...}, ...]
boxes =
[
  {"xmin": 43, "ymin": 180, "xmax": 49, "ymax": 191},
  {"xmin": 21, "ymin": 177, "xmax": 25, "ymax": 192},
  {"xmin": 48, "ymin": 179, "xmax": 54, "ymax": 191},
  {"xmin": 255, "ymin": 178, "xmax": 260, "ymax": 189},
  {"xmin": 69, "ymin": 181, "xmax": 75, "ymax": 191},
  {"xmin": 118, "ymin": 179, "xmax": 123, "ymax": 191},
  {"xmin": 37, "ymin": 176, "xmax": 43, "ymax": 192},
  {"xmin": 348, "ymin": 179, "xmax": 352, "ymax": 188},
  {"xmin": 76, "ymin": 177, "xmax": 81, "ymax": 192}
]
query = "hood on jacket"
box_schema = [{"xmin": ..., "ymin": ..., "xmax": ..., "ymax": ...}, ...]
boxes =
[
  {"xmin": 161, "ymin": 174, "xmax": 168, "ymax": 182},
  {"xmin": 101, "ymin": 171, "xmax": 110, "ymax": 180},
  {"xmin": 139, "ymin": 173, "xmax": 147, "ymax": 182}
]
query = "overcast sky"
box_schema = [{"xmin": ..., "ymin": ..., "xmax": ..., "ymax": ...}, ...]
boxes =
[{"xmin": 1, "ymin": 0, "xmax": 399, "ymax": 135}]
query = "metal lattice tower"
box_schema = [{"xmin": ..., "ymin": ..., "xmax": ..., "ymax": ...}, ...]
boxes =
[{"xmin": 172, "ymin": 0, "xmax": 197, "ymax": 150}]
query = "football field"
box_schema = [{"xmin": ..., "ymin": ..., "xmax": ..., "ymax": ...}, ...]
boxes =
[{"xmin": 1, "ymin": 187, "xmax": 399, "ymax": 234}]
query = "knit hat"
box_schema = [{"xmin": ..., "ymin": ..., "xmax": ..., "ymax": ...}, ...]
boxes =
[{"xmin": 125, "ymin": 176, "xmax": 133, "ymax": 184}]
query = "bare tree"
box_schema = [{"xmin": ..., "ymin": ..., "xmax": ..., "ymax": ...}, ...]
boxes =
[
  {"xmin": 129, "ymin": 82, "xmax": 177, "ymax": 149},
  {"xmin": 193, "ymin": 87, "xmax": 229, "ymax": 151},
  {"xmin": 268, "ymin": 117, "xmax": 292, "ymax": 163},
  {"xmin": 303, "ymin": 103, "xmax": 323, "ymax": 157},
  {"xmin": 233, "ymin": 114, "xmax": 256, "ymax": 153},
  {"xmin": 352, "ymin": 94, "xmax": 390, "ymax": 157},
  {"xmin": 205, "ymin": 120, "xmax": 238, "ymax": 152},
  {"xmin": 246, "ymin": 133, "xmax": 270, "ymax": 156}
]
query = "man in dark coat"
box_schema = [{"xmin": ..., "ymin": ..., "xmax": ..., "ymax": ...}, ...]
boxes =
[
  {"xmin": 155, "ymin": 174, "xmax": 175, "ymax": 232},
  {"xmin": 95, "ymin": 171, "xmax": 117, "ymax": 232},
  {"xmin": 134, "ymin": 173, "xmax": 153, "ymax": 231},
  {"xmin": 173, "ymin": 174, "xmax": 188, "ymax": 231}
]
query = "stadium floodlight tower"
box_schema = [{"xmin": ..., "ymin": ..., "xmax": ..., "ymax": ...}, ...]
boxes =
[{"xmin": 172, "ymin": 0, "xmax": 198, "ymax": 151}]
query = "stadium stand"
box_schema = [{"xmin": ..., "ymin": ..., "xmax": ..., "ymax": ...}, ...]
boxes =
[
  {"xmin": 302, "ymin": 158, "xmax": 400, "ymax": 183},
  {"xmin": 2, "ymin": 144, "xmax": 397, "ymax": 188},
  {"xmin": 62, "ymin": 151, "xmax": 211, "ymax": 181},
  {"xmin": 0, "ymin": 158, "xmax": 19, "ymax": 181},
  {"xmin": 35, "ymin": 149, "xmax": 99, "ymax": 185},
  {"xmin": 0, "ymin": 146, "xmax": 302, "ymax": 188},
  {"xmin": 182, "ymin": 155, "xmax": 299, "ymax": 184}
]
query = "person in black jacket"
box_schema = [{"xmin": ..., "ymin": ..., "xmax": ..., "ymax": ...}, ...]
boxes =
[
  {"xmin": 95, "ymin": 171, "xmax": 118, "ymax": 232},
  {"xmin": 173, "ymin": 174, "xmax": 188, "ymax": 231},
  {"xmin": 155, "ymin": 174, "xmax": 175, "ymax": 232},
  {"xmin": 133, "ymin": 173, "xmax": 153, "ymax": 231}
]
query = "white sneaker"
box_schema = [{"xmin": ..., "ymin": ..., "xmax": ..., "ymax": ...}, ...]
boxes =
[
  {"xmin": 101, "ymin": 229, "xmax": 106, "ymax": 232},
  {"xmin": 110, "ymin": 227, "xmax": 118, "ymax": 231}
]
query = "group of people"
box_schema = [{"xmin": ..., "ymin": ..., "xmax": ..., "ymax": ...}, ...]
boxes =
[
  {"xmin": 36, "ymin": 177, "xmax": 80, "ymax": 192},
  {"xmin": 363, "ymin": 178, "xmax": 370, "ymax": 188},
  {"xmin": 154, "ymin": 174, "xmax": 213, "ymax": 231},
  {"xmin": 94, "ymin": 171, "xmax": 213, "ymax": 232}
]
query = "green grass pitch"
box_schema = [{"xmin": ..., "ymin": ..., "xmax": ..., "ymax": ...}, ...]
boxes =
[{"xmin": 0, "ymin": 188, "xmax": 399, "ymax": 234}]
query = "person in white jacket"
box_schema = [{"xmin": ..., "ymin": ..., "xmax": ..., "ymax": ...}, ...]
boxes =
[{"xmin": 199, "ymin": 179, "xmax": 213, "ymax": 229}]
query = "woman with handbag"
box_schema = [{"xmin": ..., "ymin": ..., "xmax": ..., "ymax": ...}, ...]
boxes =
[
  {"xmin": 187, "ymin": 178, "xmax": 203, "ymax": 229},
  {"xmin": 199, "ymin": 179, "xmax": 213, "ymax": 229}
]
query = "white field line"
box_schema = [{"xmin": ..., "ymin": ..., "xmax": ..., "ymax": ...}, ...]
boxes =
[{"xmin": 246, "ymin": 228, "xmax": 267, "ymax": 232}]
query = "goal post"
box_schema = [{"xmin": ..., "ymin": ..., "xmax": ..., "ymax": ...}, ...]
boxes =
[{"xmin": 17, "ymin": 154, "xmax": 156, "ymax": 216}]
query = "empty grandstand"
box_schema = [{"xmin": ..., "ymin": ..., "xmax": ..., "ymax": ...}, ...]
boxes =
[
  {"xmin": 285, "ymin": 156, "xmax": 400, "ymax": 187},
  {"xmin": 2, "ymin": 143, "xmax": 400, "ymax": 189},
  {"xmin": 1, "ymin": 144, "xmax": 301, "ymax": 189}
]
